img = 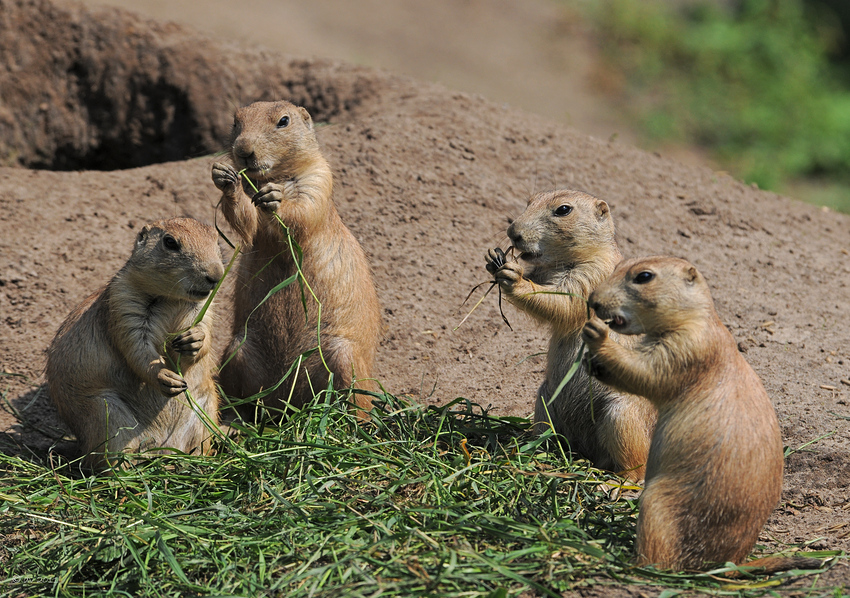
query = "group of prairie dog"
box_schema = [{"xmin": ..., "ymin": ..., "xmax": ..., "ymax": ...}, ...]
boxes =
[
  {"xmin": 487, "ymin": 190, "xmax": 820, "ymax": 572},
  {"xmin": 48, "ymin": 100, "xmax": 380, "ymax": 470},
  {"xmin": 47, "ymin": 99, "xmax": 813, "ymax": 573}
]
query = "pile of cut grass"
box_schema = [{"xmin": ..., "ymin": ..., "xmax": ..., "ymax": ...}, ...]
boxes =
[{"xmin": 0, "ymin": 392, "xmax": 839, "ymax": 597}]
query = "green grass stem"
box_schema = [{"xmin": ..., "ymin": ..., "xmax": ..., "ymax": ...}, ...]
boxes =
[{"xmin": 1, "ymin": 393, "xmax": 840, "ymax": 597}]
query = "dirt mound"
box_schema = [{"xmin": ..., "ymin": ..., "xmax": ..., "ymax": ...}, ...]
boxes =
[
  {"xmin": 0, "ymin": 0, "xmax": 848, "ymax": 572},
  {"xmin": 0, "ymin": 0, "xmax": 379, "ymax": 170}
]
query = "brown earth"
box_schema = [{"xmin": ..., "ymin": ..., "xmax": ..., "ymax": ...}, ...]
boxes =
[
  {"xmin": 75, "ymin": 0, "xmax": 636, "ymax": 146},
  {"xmin": 0, "ymin": 0, "xmax": 848, "ymax": 590}
]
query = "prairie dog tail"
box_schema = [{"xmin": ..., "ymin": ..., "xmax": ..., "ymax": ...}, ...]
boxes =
[{"xmin": 725, "ymin": 555, "xmax": 828, "ymax": 578}]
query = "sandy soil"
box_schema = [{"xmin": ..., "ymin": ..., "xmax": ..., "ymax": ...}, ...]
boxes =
[
  {"xmin": 0, "ymin": 0, "xmax": 848, "ymax": 589},
  {"xmin": 75, "ymin": 0, "xmax": 636, "ymax": 146}
]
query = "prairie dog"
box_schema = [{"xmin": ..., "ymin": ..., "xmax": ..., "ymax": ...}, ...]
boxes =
[
  {"xmin": 582, "ymin": 256, "xmax": 785, "ymax": 570},
  {"xmin": 47, "ymin": 218, "xmax": 224, "ymax": 469},
  {"xmin": 212, "ymin": 100, "xmax": 380, "ymax": 415},
  {"xmin": 485, "ymin": 190, "xmax": 655, "ymax": 480}
]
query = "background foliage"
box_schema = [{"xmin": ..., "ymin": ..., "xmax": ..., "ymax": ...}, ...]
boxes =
[{"xmin": 590, "ymin": 0, "xmax": 850, "ymax": 211}]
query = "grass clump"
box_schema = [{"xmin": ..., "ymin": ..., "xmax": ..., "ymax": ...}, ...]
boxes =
[
  {"xmin": 0, "ymin": 392, "xmax": 840, "ymax": 597},
  {"xmin": 589, "ymin": 0, "xmax": 850, "ymax": 212}
]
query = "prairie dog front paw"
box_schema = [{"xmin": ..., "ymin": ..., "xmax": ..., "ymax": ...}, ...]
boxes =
[
  {"xmin": 212, "ymin": 162, "xmax": 239, "ymax": 192},
  {"xmin": 157, "ymin": 368, "xmax": 188, "ymax": 397},
  {"xmin": 170, "ymin": 327, "xmax": 206, "ymax": 360},
  {"xmin": 582, "ymin": 315, "xmax": 610, "ymax": 348}
]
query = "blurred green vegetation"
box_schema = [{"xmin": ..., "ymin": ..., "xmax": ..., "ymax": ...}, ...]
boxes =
[{"xmin": 589, "ymin": 0, "xmax": 850, "ymax": 212}]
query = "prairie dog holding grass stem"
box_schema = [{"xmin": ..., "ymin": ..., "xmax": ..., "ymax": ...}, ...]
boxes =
[
  {"xmin": 47, "ymin": 218, "xmax": 224, "ymax": 469},
  {"xmin": 582, "ymin": 257, "xmax": 805, "ymax": 572},
  {"xmin": 212, "ymin": 100, "xmax": 380, "ymax": 415},
  {"xmin": 485, "ymin": 190, "xmax": 655, "ymax": 481}
]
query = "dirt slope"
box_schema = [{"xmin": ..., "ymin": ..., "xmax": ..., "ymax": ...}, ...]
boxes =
[
  {"xmin": 76, "ymin": 0, "xmax": 634, "ymax": 146},
  {"xmin": 0, "ymin": 0, "xmax": 848, "ymax": 584}
]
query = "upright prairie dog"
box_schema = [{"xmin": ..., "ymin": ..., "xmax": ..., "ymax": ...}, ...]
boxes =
[
  {"xmin": 212, "ymin": 100, "xmax": 380, "ymax": 414},
  {"xmin": 47, "ymin": 218, "xmax": 224, "ymax": 469},
  {"xmin": 485, "ymin": 190, "xmax": 656, "ymax": 480},
  {"xmin": 582, "ymin": 257, "xmax": 791, "ymax": 570}
]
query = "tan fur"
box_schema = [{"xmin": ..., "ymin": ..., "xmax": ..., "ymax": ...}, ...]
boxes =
[
  {"xmin": 486, "ymin": 190, "xmax": 656, "ymax": 480},
  {"xmin": 46, "ymin": 218, "xmax": 224, "ymax": 470},
  {"xmin": 582, "ymin": 256, "xmax": 785, "ymax": 570},
  {"xmin": 212, "ymin": 100, "xmax": 380, "ymax": 415}
]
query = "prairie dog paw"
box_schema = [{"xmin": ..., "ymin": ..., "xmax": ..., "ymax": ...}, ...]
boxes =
[
  {"xmin": 157, "ymin": 368, "xmax": 188, "ymax": 397},
  {"xmin": 582, "ymin": 315, "xmax": 609, "ymax": 348},
  {"xmin": 485, "ymin": 247, "xmax": 508, "ymax": 275},
  {"xmin": 171, "ymin": 327, "xmax": 206, "ymax": 359},
  {"xmin": 252, "ymin": 183, "xmax": 283, "ymax": 213},
  {"xmin": 494, "ymin": 261, "xmax": 523, "ymax": 291},
  {"xmin": 212, "ymin": 162, "xmax": 239, "ymax": 191}
]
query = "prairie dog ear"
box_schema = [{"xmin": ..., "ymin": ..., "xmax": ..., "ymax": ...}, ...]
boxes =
[
  {"xmin": 596, "ymin": 199, "xmax": 610, "ymax": 219},
  {"xmin": 298, "ymin": 106, "xmax": 314, "ymax": 130},
  {"xmin": 135, "ymin": 225, "xmax": 151, "ymax": 247},
  {"xmin": 685, "ymin": 266, "xmax": 698, "ymax": 283}
]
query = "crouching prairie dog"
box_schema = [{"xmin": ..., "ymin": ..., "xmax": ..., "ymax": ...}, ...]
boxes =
[
  {"xmin": 582, "ymin": 256, "xmax": 823, "ymax": 573},
  {"xmin": 485, "ymin": 190, "xmax": 656, "ymax": 481},
  {"xmin": 211, "ymin": 100, "xmax": 380, "ymax": 415},
  {"xmin": 47, "ymin": 218, "xmax": 224, "ymax": 469}
]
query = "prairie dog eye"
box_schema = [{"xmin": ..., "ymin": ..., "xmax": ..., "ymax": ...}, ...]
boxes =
[
  {"xmin": 277, "ymin": 115, "xmax": 290, "ymax": 128},
  {"xmin": 163, "ymin": 235, "xmax": 181, "ymax": 251},
  {"xmin": 554, "ymin": 204, "xmax": 573, "ymax": 216},
  {"xmin": 634, "ymin": 271, "xmax": 654, "ymax": 284}
]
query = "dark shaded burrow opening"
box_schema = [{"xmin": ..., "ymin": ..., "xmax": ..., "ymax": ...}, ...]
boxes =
[
  {"xmin": 40, "ymin": 72, "xmax": 208, "ymax": 171},
  {"xmin": 0, "ymin": 0, "xmax": 375, "ymax": 171}
]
